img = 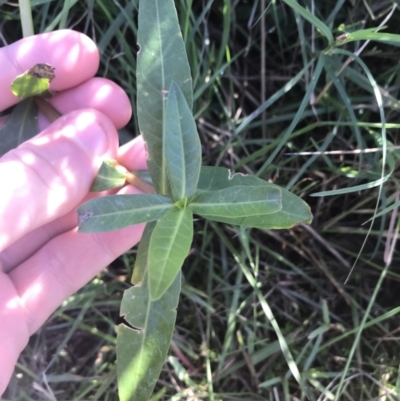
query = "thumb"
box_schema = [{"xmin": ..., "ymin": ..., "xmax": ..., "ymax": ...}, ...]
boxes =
[{"xmin": 0, "ymin": 109, "xmax": 118, "ymax": 252}]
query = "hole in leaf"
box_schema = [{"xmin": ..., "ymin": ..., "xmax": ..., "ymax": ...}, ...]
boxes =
[{"xmin": 117, "ymin": 315, "xmax": 141, "ymax": 332}]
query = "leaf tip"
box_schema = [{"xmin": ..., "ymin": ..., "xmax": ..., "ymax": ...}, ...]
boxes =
[
  {"xmin": 149, "ymin": 279, "xmax": 171, "ymax": 302},
  {"xmin": 11, "ymin": 63, "xmax": 56, "ymax": 99},
  {"xmin": 78, "ymin": 210, "xmax": 93, "ymax": 227}
]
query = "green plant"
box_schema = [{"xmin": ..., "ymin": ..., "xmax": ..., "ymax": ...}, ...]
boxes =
[
  {"xmin": 76, "ymin": 1, "xmax": 312, "ymax": 400},
  {"xmin": 8, "ymin": 0, "xmax": 311, "ymax": 400},
  {"xmin": 6, "ymin": 1, "xmax": 400, "ymax": 400}
]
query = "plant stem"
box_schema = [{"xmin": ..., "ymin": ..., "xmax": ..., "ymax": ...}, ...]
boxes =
[
  {"xmin": 19, "ymin": 0, "xmax": 34, "ymax": 37},
  {"xmin": 125, "ymin": 172, "xmax": 156, "ymax": 194},
  {"xmin": 34, "ymin": 97, "xmax": 155, "ymax": 194},
  {"xmin": 34, "ymin": 97, "xmax": 62, "ymax": 121}
]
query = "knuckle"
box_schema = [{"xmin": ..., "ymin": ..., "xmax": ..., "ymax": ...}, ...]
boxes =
[{"xmin": 7, "ymin": 146, "xmax": 63, "ymax": 191}]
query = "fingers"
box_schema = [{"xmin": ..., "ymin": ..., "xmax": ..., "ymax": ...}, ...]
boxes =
[
  {"xmin": 0, "ymin": 274, "xmax": 30, "ymax": 396},
  {"xmin": 8, "ymin": 186, "xmax": 145, "ymax": 335},
  {"xmin": 1, "ymin": 208, "xmax": 143, "ymax": 394},
  {"xmin": 0, "ymin": 30, "xmax": 99, "ymax": 111},
  {"xmin": 0, "ymin": 109, "xmax": 118, "ymax": 253},
  {"xmin": 0, "ymin": 136, "xmax": 148, "ymax": 273},
  {"xmin": 118, "ymin": 135, "xmax": 148, "ymax": 170},
  {"xmin": 39, "ymin": 78, "xmax": 132, "ymax": 131}
]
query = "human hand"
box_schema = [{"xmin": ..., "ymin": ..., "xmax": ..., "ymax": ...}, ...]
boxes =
[{"xmin": 0, "ymin": 30, "xmax": 147, "ymax": 394}]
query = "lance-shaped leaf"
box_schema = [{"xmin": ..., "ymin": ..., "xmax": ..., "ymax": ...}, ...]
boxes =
[
  {"xmin": 137, "ymin": 0, "xmax": 192, "ymax": 195},
  {"xmin": 132, "ymin": 170, "xmax": 153, "ymax": 186},
  {"xmin": 117, "ymin": 272, "xmax": 181, "ymax": 401},
  {"xmin": 0, "ymin": 98, "xmax": 38, "ymax": 156},
  {"xmin": 164, "ymin": 82, "xmax": 201, "ymax": 201},
  {"xmin": 148, "ymin": 207, "xmax": 193, "ymax": 301},
  {"xmin": 131, "ymin": 221, "xmax": 156, "ymax": 285},
  {"xmin": 77, "ymin": 194, "xmax": 173, "ymax": 233},
  {"xmin": 11, "ymin": 63, "xmax": 55, "ymax": 99},
  {"xmin": 90, "ymin": 160, "xmax": 127, "ymax": 192},
  {"xmin": 190, "ymin": 185, "xmax": 282, "ymax": 218},
  {"xmin": 196, "ymin": 166, "xmax": 312, "ymax": 228}
]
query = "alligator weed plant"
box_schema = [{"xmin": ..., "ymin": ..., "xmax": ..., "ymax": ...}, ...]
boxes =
[{"xmin": 8, "ymin": 0, "xmax": 312, "ymax": 400}]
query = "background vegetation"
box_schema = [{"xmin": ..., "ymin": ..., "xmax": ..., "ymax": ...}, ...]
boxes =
[{"xmin": 2, "ymin": 0, "xmax": 400, "ymax": 399}]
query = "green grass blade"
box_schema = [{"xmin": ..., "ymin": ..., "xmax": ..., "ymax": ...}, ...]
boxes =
[
  {"xmin": 77, "ymin": 195, "xmax": 173, "ymax": 232},
  {"xmin": 312, "ymin": 47, "xmax": 390, "ymax": 198},
  {"xmin": 234, "ymin": 59, "xmax": 313, "ymax": 136},
  {"xmin": 97, "ymin": 1, "xmax": 136, "ymax": 53},
  {"xmin": 215, "ymin": 0, "xmax": 231, "ymax": 69},
  {"xmin": 165, "ymin": 82, "xmax": 201, "ymax": 201},
  {"xmin": 212, "ymin": 224, "xmax": 310, "ymax": 397},
  {"xmin": 148, "ymin": 207, "xmax": 193, "ymax": 301},
  {"xmin": 281, "ymin": 0, "xmax": 333, "ymax": 44},
  {"xmin": 58, "ymin": 0, "xmax": 73, "ymax": 29},
  {"xmin": 117, "ymin": 272, "xmax": 181, "ymax": 401},
  {"xmin": 43, "ymin": 0, "xmax": 79, "ymax": 32},
  {"xmin": 19, "ymin": 0, "xmax": 34, "ymax": 37},
  {"xmin": 257, "ymin": 293, "xmax": 308, "ymax": 396},
  {"xmin": 137, "ymin": 0, "xmax": 192, "ymax": 195},
  {"xmin": 364, "ymin": 200, "xmax": 400, "ymax": 223},
  {"xmin": 311, "ymin": 174, "xmax": 392, "ymax": 197},
  {"xmin": 326, "ymin": 0, "xmax": 346, "ymax": 24},
  {"xmin": 323, "ymin": 57, "xmax": 365, "ymax": 172},
  {"xmin": 335, "ymin": 264, "xmax": 391, "ymax": 399},
  {"xmin": 336, "ymin": 29, "xmax": 400, "ymax": 47},
  {"xmin": 256, "ymin": 55, "xmax": 325, "ymax": 176}
]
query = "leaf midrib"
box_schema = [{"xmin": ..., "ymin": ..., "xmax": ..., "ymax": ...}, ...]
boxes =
[
  {"xmin": 153, "ymin": 209, "xmax": 184, "ymax": 295},
  {"xmin": 157, "ymin": 1, "xmax": 168, "ymax": 195},
  {"xmin": 87, "ymin": 202, "xmax": 172, "ymax": 217},
  {"xmin": 190, "ymin": 200, "xmax": 274, "ymax": 207},
  {"xmin": 137, "ymin": 277, "xmax": 152, "ymax": 381},
  {"xmin": 177, "ymin": 102, "xmax": 186, "ymax": 198}
]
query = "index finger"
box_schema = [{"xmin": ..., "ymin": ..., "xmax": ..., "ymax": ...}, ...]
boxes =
[{"xmin": 0, "ymin": 30, "xmax": 100, "ymax": 111}]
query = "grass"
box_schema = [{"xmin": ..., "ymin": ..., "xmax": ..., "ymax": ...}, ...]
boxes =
[{"xmin": 2, "ymin": 0, "xmax": 400, "ymax": 399}]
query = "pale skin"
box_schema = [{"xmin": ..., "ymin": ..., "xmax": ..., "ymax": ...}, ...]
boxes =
[{"xmin": 0, "ymin": 30, "xmax": 147, "ymax": 394}]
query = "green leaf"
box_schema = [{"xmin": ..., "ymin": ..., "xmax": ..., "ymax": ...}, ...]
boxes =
[
  {"xmin": 191, "ymin": 185, "xmax": 282, "ymax": 218},
  {"xmin": 132, "ymin": 170, "xmax": 153, "ymax": 186},
  {"xmin": 77, "ymin": 195, "xmax": 173, "ymax": 233},
  {"xmin": 148, "ymin": 207, "xmax": 193, "ymax": 301},
  {"xmin": 137, "ymin": 0, "xmax": 192, "ymax": 195},
  {"xmin": 11, "ymin": 63, "xmax": 55, "ymax": 99},
  {"xmin": 90, "ymin": 160, "xmax": 126, "ymax": 192},
  {"xmin": 117, "ymin": 272, "xmax": 181, "ymax": 401},
  {"xmin": 0, "ymin": 98, "xmax": 38, "ymax": 156},
  {"xmin": 131, "ymin": 221, "xmax": 156, "ymax": 285},
  {"xmin": 175, "ymin": 197, "xmax": 188, "ymax": 210},
  {"xmin": 196, "ymin": 166, "xmax": 312, "ymax": 229},
  {"xmin": 334, "ymin": 29, "xmax": 400, "ymax": 48},
  {"xmin": 165, "ymin": 82, "xmax": 201, "ymax": 201}
]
